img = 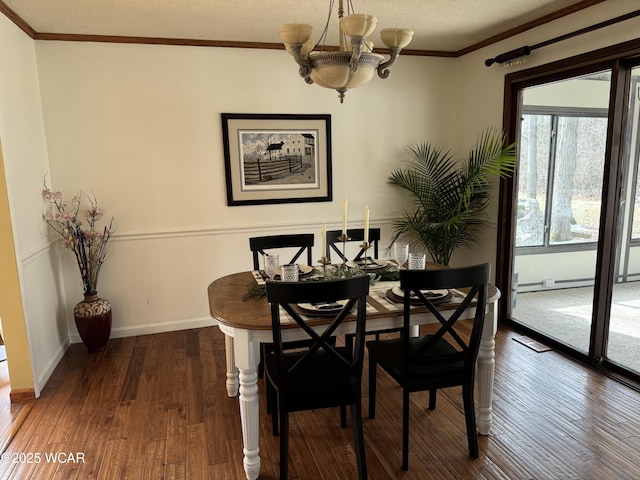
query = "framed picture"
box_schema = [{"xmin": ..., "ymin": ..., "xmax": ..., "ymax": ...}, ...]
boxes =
[{"xmin": 221, "ymin": 113, "xmax": 332, "ymax": 206}]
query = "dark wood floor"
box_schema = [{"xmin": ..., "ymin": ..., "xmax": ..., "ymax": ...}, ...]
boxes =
[
  {"xmin": 0, "ymin": 357, "xmax": 33, "ymax": 456},
  {"xmin": 1, "ymin": 323, "xmax": 640, "ymax": 479}
]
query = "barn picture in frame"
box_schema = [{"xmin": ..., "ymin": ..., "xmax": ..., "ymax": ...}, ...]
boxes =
[{"xmin": 221, "ymin": 113, "xmax": 332, "ymax": 206}]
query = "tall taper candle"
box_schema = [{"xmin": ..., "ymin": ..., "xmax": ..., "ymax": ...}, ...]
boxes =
[
  {"xmin": 342, "ymin": 196, "xmax": 348, "ymax": 235},
  {"xmin": 364, "ymin": 206, "xmax": 369, "ymax": 243},
  {"xmin": 321, "ymin": 222, "xmax": 327, "ymax": 258}
]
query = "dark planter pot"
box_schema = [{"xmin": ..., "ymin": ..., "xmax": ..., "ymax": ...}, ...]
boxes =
[{"xmin": 73, "ymin": 293, "xmax": 112, "ymax": 353}]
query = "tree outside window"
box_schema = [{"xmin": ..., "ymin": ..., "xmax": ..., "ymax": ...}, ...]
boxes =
[{"xmin": 516, "ymin": 112, "xmax": 607, "ymax": 248}]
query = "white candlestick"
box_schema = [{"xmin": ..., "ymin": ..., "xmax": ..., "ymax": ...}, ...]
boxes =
[
  {"xmin": 364, "ymin": 206, "xmax": 369, "ymax": 244},
  {"xmin": 321, "ymin": 222, "xmax": 327, "ymax": 258},
  {"xmin": 342, "ymin": 196, "xmax": 348, "ymax": 235}
]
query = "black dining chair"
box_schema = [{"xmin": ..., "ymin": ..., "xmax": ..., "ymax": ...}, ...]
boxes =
[
  {"xmin": 249, "ymin": 233, "xmax": 314, "ymax": 270},
  {"xmin": 249, "ymin": 234, "xmax": 316, "ymax": 378},
  {"xmin": 325, "ymin": 228, "xmax": 380, "ymax": 263},
  {"xmin": 367, "ymin": 263, "xmax": 490, "ymax": 470},
  {"xmin": 264, "ymin": 275, "xmax": 370, "ymax": 480}
]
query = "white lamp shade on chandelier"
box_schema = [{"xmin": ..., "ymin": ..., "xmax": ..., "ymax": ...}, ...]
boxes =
[
  {"xmin": 340, "ymin": 14, "xmax": 377, "ymax": 38},
  {"xmin": 279, "ymin": 1, "xmax": 413, "ymax": 103},
  {"xmin": 309, "ymin": 51, "xmax": 384, "ymax": 90}
]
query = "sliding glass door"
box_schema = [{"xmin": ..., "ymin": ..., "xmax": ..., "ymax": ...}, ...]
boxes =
[
  {"xmin": 498, "ymin": 41, "xmax": 640, "ymax": 381},
  {"xmin": 606, "ymin": 66, "xmax": 640, "ymax": 372},
  {"xmin": 512, "ymin": 71, "xmax": 610, "ymax": 354}
]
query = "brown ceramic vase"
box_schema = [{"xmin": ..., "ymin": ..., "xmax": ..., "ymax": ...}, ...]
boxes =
[{"xmin": 73, "ymin": 293, "xmax": 112, "ymax": 353}]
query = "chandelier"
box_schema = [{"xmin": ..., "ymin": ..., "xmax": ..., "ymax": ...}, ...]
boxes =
[{"xmin": 279, "ymin": 0, "xmax": 413, "ymax": 103}]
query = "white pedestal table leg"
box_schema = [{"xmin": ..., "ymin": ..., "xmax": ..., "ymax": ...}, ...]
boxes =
[
  {"xmin": 224, "ymin": 334, "xmax": 239, "ymax": 397},
  {"xmin": 233, "ymin": 329, "xmax": 261, "ymax": 480},
  {"xmin": 476, "ymin": 301, "xmax": 497, "ymax": 435}
]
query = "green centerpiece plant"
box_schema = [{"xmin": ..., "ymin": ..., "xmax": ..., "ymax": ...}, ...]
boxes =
[{"xmin": 388, "ymin": 128, "xmax": 516, "ymax": 265}]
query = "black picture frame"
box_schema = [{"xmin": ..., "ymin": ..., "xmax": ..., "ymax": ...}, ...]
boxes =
[{"xmin": 221, "ymin": 113, "xmax": 332, "ymax": 206}]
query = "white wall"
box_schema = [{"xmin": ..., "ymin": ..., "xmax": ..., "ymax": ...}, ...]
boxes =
[
  {"xmin": 515, "ymin": 250, "xmax": 598, "ymax": 290},
  {"xmin": 0, "ymin": 14, "xmax": 68, "ymax": 396},
  {"xmin": 34, "ymin": 41, "xmax": 456, "ymax": 341}
]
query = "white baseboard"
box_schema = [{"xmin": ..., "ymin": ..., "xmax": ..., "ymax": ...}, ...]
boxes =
[
  {"xmin": 68, "ymin": 316, "xmax": 218, "ymax": 344},
  {"xmin": 36, "ymin": 337, "xmax": 71, "ymax": 397}
]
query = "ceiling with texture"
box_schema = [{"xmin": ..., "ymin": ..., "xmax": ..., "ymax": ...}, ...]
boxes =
[{"xmin": 1, "ymin": 0, "xmax": 604, "ymax": 53}]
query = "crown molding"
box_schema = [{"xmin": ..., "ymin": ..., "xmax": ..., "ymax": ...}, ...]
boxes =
[{"xmin": 0, "ymin": 0, "xmax": 35, "ymax": 37}]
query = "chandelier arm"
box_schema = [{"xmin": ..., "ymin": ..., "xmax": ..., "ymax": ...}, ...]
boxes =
[
  {"xmin": 349, "ymin": 37, "xmax": 364, "ymax": 72},
  {"xmin": 376, "ymin": 47, "xmax": 401, "ymax": 79},
  {"xmin": 289, "ymin": 44, "xmax": 314, "ymax": 82}
]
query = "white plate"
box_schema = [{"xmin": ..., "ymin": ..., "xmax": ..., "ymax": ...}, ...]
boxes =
[
  {"xmin": 391, "ymin": 287, "xmax": 449, "ymax": 300},
  {"xmin": 346, "ymin": 259, "xmax": 388, "ymax": 270},
  {"xmin": 299, "ymin": 265, "xmax": 313, "ymax": 275},
  {"xmin": 297, "ymin": 300, "xmax": 346, "ymax": 313}
]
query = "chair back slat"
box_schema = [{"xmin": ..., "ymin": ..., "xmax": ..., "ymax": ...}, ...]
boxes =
[
  {"xmin": 266, "ymin": 276, "xmax": 370, "ymax": 389},
  {"xmin": 249, "ymin": 234, "xmax": 314, "ymax": 270},
  {"xmin": 399, "ymin": 264, "xmax": 490, "ymax": 378}
]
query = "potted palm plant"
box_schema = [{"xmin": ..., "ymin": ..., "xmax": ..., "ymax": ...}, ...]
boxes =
[{"xmin": 388, "ymin": 128, "xmax": 516, "ymax": 265}]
